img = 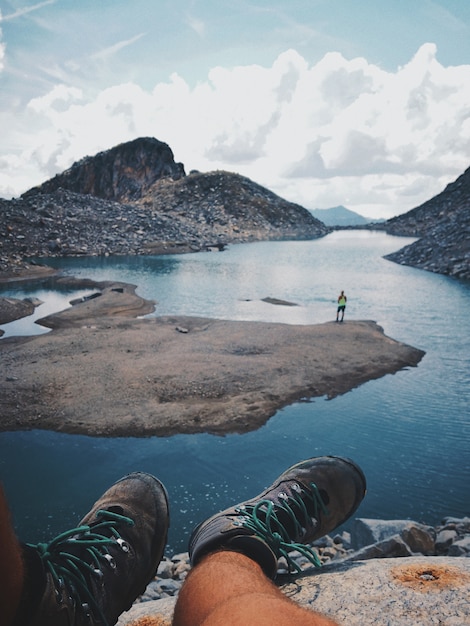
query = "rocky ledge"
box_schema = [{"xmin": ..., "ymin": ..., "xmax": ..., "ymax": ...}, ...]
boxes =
[{"xmin": 118, "ymin": 516, "xmax": 470, "ymax": 626}]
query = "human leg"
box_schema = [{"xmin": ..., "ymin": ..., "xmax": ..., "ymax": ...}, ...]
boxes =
[
  {"xmin": 0, "ymin": 485, "xmax": 24, "ymax": 625},
  {"xmin": 4, "ymin": 473, "xmax": 169, "ymax": 626},
  {"xmin": 174, "ymin": 455, "xmax": 366, "ymax": 626},
  {"xmin": 173, "ymin": 550, "xmax": 338, "ymax": 626}
]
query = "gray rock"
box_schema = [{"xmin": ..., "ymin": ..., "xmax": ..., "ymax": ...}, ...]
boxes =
[
  {"xmin": 117, "ymin": 557, "xmax": 470, "ymax": 626},
  {"xmin": 347, "ymin": 534, "xmax": 413, "ymax": 560},
  {"xmin": 401, "ymin": 525, "xmax": 435, "ymax": 555},
  {"xmin": 352, "ymin": 518, "xmax": 432, "ymax": 549},
  {"xmin": 333, "ymin": 531, "xmax": 351, "ymax": 549},
  {"xmin": 436, "ymin": 529, "xmax": 458, "ymax": 552},
  {"xmin": 156, "ymin": 559, "xmax": 174, "ymax": 579}
]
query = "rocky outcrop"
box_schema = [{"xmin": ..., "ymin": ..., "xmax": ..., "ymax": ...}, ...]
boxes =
[
  {"xmin": 23, "ymin": 137, "xmax": 186, "ymax": 202},
  {"xmin": 117, "ymin": 515, "xmax": 470, "ymax": 625},
  {"xmin": 382, "ymin": 166, "xmax": 470, "ymax": 279},
  {"xmin": 0, "ymin": 138, "xmax": 328, "ymax": 275}
]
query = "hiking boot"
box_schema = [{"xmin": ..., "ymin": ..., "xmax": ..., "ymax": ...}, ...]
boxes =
[
  {"xmin": 189, "ymin": 456, "xmax": 366, "ymax": 578},
  {"xmin": 22, "ymin": 472, "xmax": 169, "ymax": 626}
]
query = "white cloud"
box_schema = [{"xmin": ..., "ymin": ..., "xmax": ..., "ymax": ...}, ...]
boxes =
[{"xmin": 2, "ymin": 44, "xmax": 470, "ymax": 218}]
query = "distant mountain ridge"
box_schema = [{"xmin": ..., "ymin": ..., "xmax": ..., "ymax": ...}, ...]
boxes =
[
  {"xmin": 383, "ymin": 166, "xmax": 470, "ymax": 279},
  {"xmin": 309, "ymin": 205, "xmax": 372, "ymax": 226},
  {"xmin": 0, "ymin": 138, "xmax": 328, "ymax": 273}
]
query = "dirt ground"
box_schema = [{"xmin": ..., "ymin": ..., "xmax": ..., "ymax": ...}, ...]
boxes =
[{"xmin": 0, "ymin": 278, "xmax": 425, "ymax": 438}]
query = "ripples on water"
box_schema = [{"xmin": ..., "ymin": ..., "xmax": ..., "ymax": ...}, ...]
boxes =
[{"xmin": 0, "ymin": 231, "xmax": 469, "ymax": 553}]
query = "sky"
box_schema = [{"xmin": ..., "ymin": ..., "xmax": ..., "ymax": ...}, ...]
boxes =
[{"xmin": 0, "ymin": 1, "xmax": 469, "ymax": 218}]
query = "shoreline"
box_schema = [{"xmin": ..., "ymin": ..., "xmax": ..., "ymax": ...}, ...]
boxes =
[{"xmin": 0, "ymin": 276, "xmax": 425, "ymax": 438}]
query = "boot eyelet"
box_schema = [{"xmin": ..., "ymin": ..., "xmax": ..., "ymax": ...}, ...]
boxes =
[
  {"xmin": 104, "ymin": 553, "xmax": 117, "ymax": 568},
  {"xmin": 117, "ymin": 538, "xmax": 130, "ymax": 552}
]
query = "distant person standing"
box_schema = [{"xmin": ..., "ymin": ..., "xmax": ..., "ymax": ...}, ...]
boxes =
[{"xmin": 336, "ymin": 290, "xmax": 347, "ymax": 322}]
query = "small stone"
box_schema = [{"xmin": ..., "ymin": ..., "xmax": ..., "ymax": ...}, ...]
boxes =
[{"xmin": 157, "ymin": 560, "xmax": 174, "ymax": 579}]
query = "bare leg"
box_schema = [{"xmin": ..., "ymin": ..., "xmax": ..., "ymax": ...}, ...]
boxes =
[
  {"xmin": 172, "ymin": 550, "xmax": 339, "ymax": 626},
  {"xmin": 0, "ymin": 486, "xmax": 24, "ymax": 626}
]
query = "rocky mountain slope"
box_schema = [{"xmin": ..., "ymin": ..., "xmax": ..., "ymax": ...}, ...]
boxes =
[
  {"xmin": 0, "ymin": 138, "xmax": 328, "ymax": 276},
  {"xmin": 383, "ymin": 166, "xmax": 470, "ymax": 279}
]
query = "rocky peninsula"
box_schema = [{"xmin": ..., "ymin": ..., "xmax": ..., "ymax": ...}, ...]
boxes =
[{"xmin": 0, "ymin": 281, "xmax": 424, "ymax": 437}]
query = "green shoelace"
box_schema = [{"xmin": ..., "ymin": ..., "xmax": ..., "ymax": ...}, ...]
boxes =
[
  {"xmin": 234, "ymin": 481, "xmax": 329, "ymax": 572},
  {"xmin": 27, "ymin": 509, "xmax": 134, "ymax": 626}
]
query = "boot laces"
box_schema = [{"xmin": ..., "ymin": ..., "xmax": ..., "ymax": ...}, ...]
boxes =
[
  {"xmin": 27, "ymin": 509, "xmax": 134, "ymax": 626},
  {"xmin": 234, "ymin": 481, "xmax": 329, "ymax": 572}
]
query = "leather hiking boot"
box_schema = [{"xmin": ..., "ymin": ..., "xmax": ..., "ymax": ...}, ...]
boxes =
[
  {"xmin": 23, "ymin": 472, "xmax": 169, "ymax": 626},
  {"xmin": 189, "ymin": 456, "xmax": 366, "ymax": 578}
]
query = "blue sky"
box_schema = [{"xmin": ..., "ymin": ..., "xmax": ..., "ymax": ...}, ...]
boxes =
[{"xmin": 1, "ymin": 0, "xmax": 469, "ymax": 217}]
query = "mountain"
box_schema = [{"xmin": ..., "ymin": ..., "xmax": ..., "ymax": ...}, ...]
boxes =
[
  {"xmin": 383, "ymin": 166, "xmax": 470, "ymax": 279},
  {"xmin": 309, "ymin": 205, "xmax": 371, "ymax": 226},
  {"xmin": 1, "ymin": 138, "xmax": 328, "ymax": 274}
]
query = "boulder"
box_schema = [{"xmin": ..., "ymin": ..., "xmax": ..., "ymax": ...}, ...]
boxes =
[
  {"xmin": 352, "ymin": 518, "xmax": 435, "ymax": 553},
  {"xmin": 116, "ymin": 557, "xmax": 470, "ymax": 626}
]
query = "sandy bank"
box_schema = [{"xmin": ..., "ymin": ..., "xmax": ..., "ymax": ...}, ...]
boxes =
[{"xmin": 0, "ymin": 281, "xmax": 425, "ymax": 438}]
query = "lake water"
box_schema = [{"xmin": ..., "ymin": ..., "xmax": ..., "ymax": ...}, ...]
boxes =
[{"xmin": 0, "ymin": 231, "xmax": 469, "ymax": 555}]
